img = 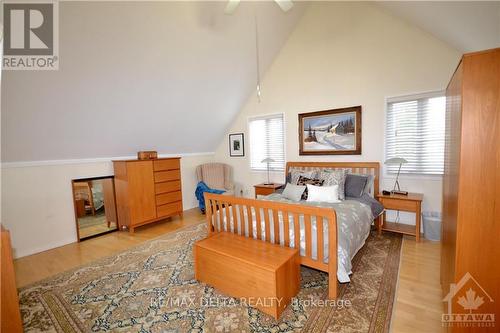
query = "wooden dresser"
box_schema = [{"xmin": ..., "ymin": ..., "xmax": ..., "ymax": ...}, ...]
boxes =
[
  {"xmin": 441, "ymin": 48, "xmax": 499, "ymax": 332},
  {"xmin": 113, "ymin": 158, "xmax": 183, "ymax": 233}
]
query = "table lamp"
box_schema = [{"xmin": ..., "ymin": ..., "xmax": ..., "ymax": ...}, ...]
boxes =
[
  {"xmin": 261, "ymin": 158, "xmax": 275, "ymax": 185},
  {"xmin": 384, "ymin": 157, "xmax": 408, "ymax": 195}
]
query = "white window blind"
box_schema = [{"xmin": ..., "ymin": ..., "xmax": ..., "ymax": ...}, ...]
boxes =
[
  {"xmin": 385, "ymin": 92, "xmax": 446, "ymax": 175},
  {"xmin": 249, "ymin": 114, "xmax": 285, "ymax": 171}
]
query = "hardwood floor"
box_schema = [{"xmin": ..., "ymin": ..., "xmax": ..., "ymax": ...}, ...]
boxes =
[
  {"xmin": 14, "ymin": 208, "xmax": 204, "ymax": 288},
  {"xmin": 392, "ymin": 235, "xmax": 444, "ymax": 333},
  {"xmin": 14, "ymin": 210, "xmax": 443, "ymax": 332}
]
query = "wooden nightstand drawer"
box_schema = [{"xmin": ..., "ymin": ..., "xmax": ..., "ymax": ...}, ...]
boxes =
[
  {"xmin": 254, "ymin": 183, "xmax": 284, "ymax": 198},
  {"xmin": 379, "ymin": 198, "xmax": 417, "ymax": 211},
  {"xmin": 255, "ymin": 187, "xmax": 276, "ymax": 196}
]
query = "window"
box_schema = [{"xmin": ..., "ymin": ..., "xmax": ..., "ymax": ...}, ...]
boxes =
[
  {"xmin": 385, "ymin": 92, "xmax": 446, "ymax": 175},
  {"xmin": 249, "ymin": 114, "xmax": 285, "ymax": 171}
]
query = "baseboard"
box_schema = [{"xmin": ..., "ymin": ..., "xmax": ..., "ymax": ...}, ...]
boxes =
[{"xmin": 13, "ymin": 236, "xmax": 77, "ymax": 259}]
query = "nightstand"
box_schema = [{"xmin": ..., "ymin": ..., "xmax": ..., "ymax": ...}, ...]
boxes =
[
  {"xmin": 254, "ymin": 183, "xmax": 284, "ymax": 198},
  {"xmin": 376, "ymin": 192, "xmax": 423, "ymax": 241}
]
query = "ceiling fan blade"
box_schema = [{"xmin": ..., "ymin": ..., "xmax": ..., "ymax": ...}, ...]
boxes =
[
  {"xmin": 275, "ymin": 0, "xmax": 293, "ymax": 12},
  {"xmin": 224, "ymin": 0, "xmax": 241, "ymax": 15}
]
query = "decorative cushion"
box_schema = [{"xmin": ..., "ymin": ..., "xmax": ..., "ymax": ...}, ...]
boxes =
[
  {"xmin": 363, "ymin": 174, "xmax": 375, "ymax": 195},
  {"xmin": 317, "ymin": 169, "xmax": 347, "ymax": 200},
  {"xmin": 349, "ymin": 173, "xmax": 375, "ymax": 196},
  {"xmin": 281, "ymin": 183, "xmax": 307, "ymax": 201},
  {"xmin": 296, "ymin": 176, "xmax": 324, "ymax": 200},
  {"xmin": 345, "ymin": 174, "xmax": 368, "ymax": 198},
  {"xmin": 306, "ymin": 184, "xmax": 340, "ymax": 203},
  {"xmin": 290, "ymin": 170, "xmax": 317, "ymax": 185}
]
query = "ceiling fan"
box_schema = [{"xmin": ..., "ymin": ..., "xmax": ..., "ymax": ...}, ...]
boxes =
[{"xmin": 224, "ymin": 0, "xmax": 294, "ymax": 15}]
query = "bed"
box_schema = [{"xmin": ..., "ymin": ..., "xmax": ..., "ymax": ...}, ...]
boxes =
[{"xmin": 203, "ymin": 161, "xmax": 380, "ymax": 299}]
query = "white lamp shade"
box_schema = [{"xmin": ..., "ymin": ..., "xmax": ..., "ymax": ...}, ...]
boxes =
[
  {"xmin": 261, "ymin": 158, "xmax": 275, "ymax": 163},
  {"xmin": 384, "ymin": 157, "xmax": 408, "ymax": 165}
]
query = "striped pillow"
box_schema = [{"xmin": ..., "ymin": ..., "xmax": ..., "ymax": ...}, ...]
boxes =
[{"xmin": 318, "ymin": 169, "xmax": 348, "ymax": 200}]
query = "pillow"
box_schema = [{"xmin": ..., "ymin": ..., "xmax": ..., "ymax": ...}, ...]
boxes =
[
  {"xmin": 349, "ymin": 173, "xmax": 375, "ymax": 195},
  {"xmin": 306, "ymin": 184, "xmax": 340, "ymax": 203},
  {"xmin": 296, "ymin": 176, "xmax": 324, "ymax": 200},
  {"xmin": 290, "ymin": 170, "xmax": 317, "ymax": 185},
  {"xmin": 345, "ymin": 174, "xmax": 368, "ymax": 198},
  {"xmin": 317, "ymin": 169, "xmax": 347, "ymax": 200},
  {"xmin": 281, "ymin": 183, "xmax": 306, "ymax": 201},
  {"xmin": 363, "ymin": 174, "xmax": 375, "ymax": 195}
]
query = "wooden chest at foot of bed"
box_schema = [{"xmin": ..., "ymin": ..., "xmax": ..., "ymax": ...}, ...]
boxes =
[{"xmin": 194, "ymin": 232, "xmax": 300, "ymax": 319}]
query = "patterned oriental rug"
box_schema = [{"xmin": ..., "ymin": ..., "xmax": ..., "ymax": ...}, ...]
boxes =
[{"xmin": 19, "ymin": 223, "xmax": 402, "ymax": 333}]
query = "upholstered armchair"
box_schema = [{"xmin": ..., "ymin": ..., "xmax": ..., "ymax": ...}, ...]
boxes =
[{"xmin": 196, "ymin": 163, "xmax": 235, "ymax": 195}]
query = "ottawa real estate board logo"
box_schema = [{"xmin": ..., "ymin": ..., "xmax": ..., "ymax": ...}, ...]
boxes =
[
  {"xmin": 2, "ymin": 0, "xmax": 59, "ymax": 70},
  {"xmin": 442, "ymin": 272, "xmax": 495, "ymax": 328}
]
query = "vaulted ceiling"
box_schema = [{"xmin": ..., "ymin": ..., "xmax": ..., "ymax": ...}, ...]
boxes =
[
  {"xmin": 2, "ymin": 1, "xmax": 499, "ymax": 162},
  {"xmin": 1, "ymin": 1, "xmax": 306, "ymax": 162},
  {"xmin": 377, "ymin": 1, "xmax": 500, "ymax": 52}
]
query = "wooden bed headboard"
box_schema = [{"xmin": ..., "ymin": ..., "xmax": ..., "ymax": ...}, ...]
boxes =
[{"xmin": 285, "ymin": 162, "xmax": 380, "ymax": 197}]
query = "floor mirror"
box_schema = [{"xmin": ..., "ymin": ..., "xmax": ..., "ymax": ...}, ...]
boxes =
[{"xmin": 72, "ymin": 176, "xmax": 118, "ymax": 240}]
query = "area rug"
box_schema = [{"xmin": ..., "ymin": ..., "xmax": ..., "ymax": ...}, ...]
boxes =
[{"xmin": 19, "ymin": 223, "xmax": 402, "ymax": 333}]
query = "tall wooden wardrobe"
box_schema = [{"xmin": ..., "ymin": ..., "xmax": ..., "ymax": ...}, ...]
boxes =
[
  {"xmin": 441, "ymin": 48, "xmax": 499, "ymax": 332},
  {"xmin": 113, "ymin": 157, "xmax": 183, "ymax": 233}
]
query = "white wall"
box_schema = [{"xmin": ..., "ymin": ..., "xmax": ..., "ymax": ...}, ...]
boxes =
[
  {"xmin": 1, "ymin": 153, "xmax": 213, "ymax": 258},
  {"xmin": 214, "ymin": 2, "xmax": 461, "ymax": 224}
]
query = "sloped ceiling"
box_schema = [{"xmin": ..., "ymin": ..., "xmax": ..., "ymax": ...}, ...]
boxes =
[
  {"xmin": 377, "ymin": 1, "xmax": 500, "ymax": 52},
  {"xmin": 3, "ymin": 1, "xmax": 498, "ymax": 163},
  {"xmin": 1, "ymin": 1, "xmax": 306, "ymax": 162}
]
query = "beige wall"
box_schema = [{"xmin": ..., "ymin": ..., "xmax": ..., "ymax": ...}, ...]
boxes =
[
  {"xmin": 214, "ymin": 2, "xmax": 461, "ymax": 224},
  {"xmin": 1, "ymin": 153, "xmax": 213, "ymax": 258}
]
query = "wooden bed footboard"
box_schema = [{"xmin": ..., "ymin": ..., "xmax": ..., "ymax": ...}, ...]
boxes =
[{"xmin": 203, "ymin": 193, "xmax": 338, "ymax": 299}]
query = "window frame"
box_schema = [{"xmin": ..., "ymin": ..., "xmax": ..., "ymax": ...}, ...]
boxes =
[
  {"xmin": 247, "ymin": 112, "xmax": 286, "ymax": 172},
  {"xmin": 383, "ymin": 90, "xmax": 446, "ymax": 179}
]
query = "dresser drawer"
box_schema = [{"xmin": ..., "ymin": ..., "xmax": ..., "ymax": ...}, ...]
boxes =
[
  {"xmin": 153, "ymin": 159, "xmax": 180, "ymax": 171},
  {"xmin": 154, "ymin": 170, "xmax": 181, "ymax": 183},
  {"xmin": 156, "ymin": 191, "xmax": 182, "ymax": 206},
  {"xmin": 380, "ymin": 198, "xmax": 417, "ymax": 212},
  {"xmin": 157, "ymin": 202, "xmax": 182, "ymax": 218},
  {"xmin": 155, "ymin": 180, "xmax": 181, "ymax": 194}
]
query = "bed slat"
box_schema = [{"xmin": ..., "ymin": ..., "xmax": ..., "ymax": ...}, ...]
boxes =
[{"xmin": 317, "ymin": 216, "xmax": 324, "ymax": 263}]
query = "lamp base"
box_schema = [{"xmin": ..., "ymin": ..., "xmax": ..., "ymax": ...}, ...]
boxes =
[
  {"xmin": 263, "ymin": 182, "xmax": 274, "ymax": 185},
  {"xmin": 391, "ymin": 190, "xmax": 408, "ymax": 196}
]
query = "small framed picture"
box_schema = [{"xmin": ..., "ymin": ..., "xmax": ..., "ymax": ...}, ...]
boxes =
[{"xmin": 229, "ymin": 133, "xmax": 244, "ymax": 157}]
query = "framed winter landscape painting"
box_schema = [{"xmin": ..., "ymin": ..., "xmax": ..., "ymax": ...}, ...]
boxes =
[
  {"xmin": 298, "ymin": 106, "xmax": 362, "ymax": 155},
  {"xmin": 229, "ymin": 133, "xmax": 245, "ymax": 157}
]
